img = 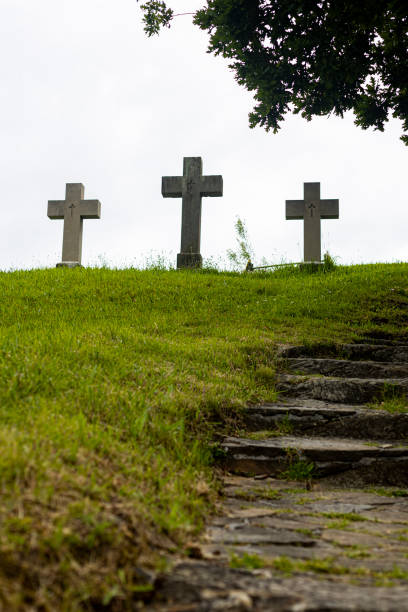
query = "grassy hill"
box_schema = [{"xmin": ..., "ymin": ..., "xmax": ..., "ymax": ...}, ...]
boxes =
[{"xmin": 1, "ymin": 263, "xmax": 407, "ymax": 609}]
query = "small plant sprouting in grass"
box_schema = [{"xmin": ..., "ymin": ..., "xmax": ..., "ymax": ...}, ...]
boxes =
[{"xmin": 229, "ymin": 552, "xmax": 266, "ymax": 570}]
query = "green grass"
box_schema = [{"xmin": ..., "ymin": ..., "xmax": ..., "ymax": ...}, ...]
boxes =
[
  {"xmin": 230, "ymin": 550, "xmax": 408, "ymax": 586},
  {"xmin": 232, "ymin": 487, "xmax": 282, "ymax": 502},
  {"xmin": 1, "ymin": 263, "xmax": 408, "ymax": 608},
  {"xmin": 281, "ymin": 448, "xmax": 315, "ymax": 481},
  {"xmin": 229, "ymin": 552, "xmax": 266, "ymax": 569},
  {"xmin": 368, "ymin": 397, "xmax": 408, "ymax": 414},
  {"xmin": 367, "ymin": 488, "xmax": 408, "ymax": 497}
]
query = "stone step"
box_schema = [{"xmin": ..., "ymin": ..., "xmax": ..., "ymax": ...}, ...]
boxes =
[
  {"xmin": 282, "ymin": 357, "xmax": 408, "ymax": 379},
  {"xmin": 245, "ymin": 399, "xmax": 408, "ymax": 440},
  {"xmin": 153, "ymin": 561, "xmax": 408, "ymax": 611},
  {"xmin": 279, "ymin": 343, "xmax": 408, "ymax": 363},
  {"xmin": 277, "ymin": 373, "xmax": 408, "ymax": 404},
  {"xmin": 222, "ymin": 435, "xmax": 408, "ymax": 486}
]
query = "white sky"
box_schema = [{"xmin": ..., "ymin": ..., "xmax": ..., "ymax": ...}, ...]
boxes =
[{"xmin": 0, "ymin": 0, "xmax": 406, "ymax": 269}]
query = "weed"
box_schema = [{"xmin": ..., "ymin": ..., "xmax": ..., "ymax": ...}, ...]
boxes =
[
  {"xmin": 326, "ymin": 519, "xmax": 352, "ymax": 529},
  {"xmin": 229, "ymin": 552, "xmax": 265, "ymax": 569},
  {"xmin": 368, "ymin": 397, "xmax": 408, "ymax": 414},
  {"xmin": 321, "ymin": 512, "xmax": 368, "ymax": 522},
  {"xmin": 295, "ymin": 528, "xmax": 316, "ymax": 538},
  {"xmin": 247, "ymin": 430, "xmax": 285, "ymax": 440},
  {"xmin": 227, "ymin": 217, "xmax": 254, "ymax": 270},
  {"xmin": 272, "ymin": 556, "xmax": 295, "ymax": 575},
  {"xmin": 276, "ymin": 413, "xmax": 294, "ymax": 435},
  {"xmin": 367, "ymin": 487, "xmax": 408, "ymax": 497},
  {"xmin": 281, "ymin": 448, "xmax": 314, "ymax": 481}
]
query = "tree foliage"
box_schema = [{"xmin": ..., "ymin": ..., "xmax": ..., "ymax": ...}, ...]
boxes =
[{"xmin": 139, "ymin": 1, "xmax": 408, "ymax": 144}]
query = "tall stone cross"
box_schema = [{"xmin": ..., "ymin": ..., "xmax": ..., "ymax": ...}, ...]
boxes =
[
  {"xmin": 286, "ymin": 182, "xmax": 339, "ymax": 262},
  {"xmin": 48, "ymin": 183, "xmax": 101, "ymax": 267},
  {"xmin": 162, "ymin": 157, "xmax": 223, "ymax": 268}
]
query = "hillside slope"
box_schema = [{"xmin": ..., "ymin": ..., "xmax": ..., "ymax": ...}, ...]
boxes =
[{"xmin": 0, "ymin": 264, "xmax": 407, "ymax": 609}]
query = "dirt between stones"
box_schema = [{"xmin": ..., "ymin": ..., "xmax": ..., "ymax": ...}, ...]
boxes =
[{"xmin": 148, "ymin": 343, "xmax": 408, "ymax": 611}]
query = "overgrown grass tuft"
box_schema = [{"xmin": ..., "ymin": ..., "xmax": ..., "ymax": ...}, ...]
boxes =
[{"xmin": 1, "ymin": 263, "xmax": 408, "ymax": 608}]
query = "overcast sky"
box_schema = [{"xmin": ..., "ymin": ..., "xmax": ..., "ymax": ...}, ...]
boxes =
[{"xmin": 0, "ymin": 0, "xmax": 406, "ymax": 270}]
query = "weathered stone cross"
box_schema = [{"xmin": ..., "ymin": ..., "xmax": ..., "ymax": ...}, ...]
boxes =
[
  {"xmin": 286, "ymin": 182, "xmax": 339, "ymax": 262},
  {"xmin": 162, "ymin": 157, "xmax": 223, "ymax": 268},
  {"xmin": 48, "ymin": 183, "xmax": 101, "ymax": 267}
]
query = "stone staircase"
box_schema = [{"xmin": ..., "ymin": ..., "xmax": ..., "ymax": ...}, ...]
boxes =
[
  {"xmin": 149, "ymin": 343, "xmax": 408, "ymax": 611},
  {"xmin": 223, "ymin": 343, "xmax": 408, "ymax": 488}
]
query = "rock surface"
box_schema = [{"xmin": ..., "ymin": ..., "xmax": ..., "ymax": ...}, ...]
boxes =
[{"xmin": 149, "ymin": 343, "xmax": 408, "ymax": 610}]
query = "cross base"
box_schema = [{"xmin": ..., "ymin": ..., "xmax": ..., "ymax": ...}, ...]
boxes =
[
  {"xmin": 56, "ymin": 262, "xmax": 82, "ymax": 268},
  {"xmin": 177, "ymin": 253, "xmax": 202, "ymax": 269}
]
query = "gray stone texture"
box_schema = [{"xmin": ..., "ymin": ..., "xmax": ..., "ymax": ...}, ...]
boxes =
[
  {"xmin": 286, "ymin": 182, "xmax": 339, "ymax": 262},
  {"xmin": 245, "ymin": 398, "xmax": 408, "ymax": 440},
  {"xmin": 162, "ymin": 157, "xmax": 223, "ymax": 268},
  {"xmin": 149, "ymin": 341, "xmax": 408, "ymax": 609},
  {"xmin": 48, "ymin": 183, "xmax": 101, "ymax": 266}
]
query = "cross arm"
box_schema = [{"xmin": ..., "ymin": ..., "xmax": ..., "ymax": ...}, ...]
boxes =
[
  {"xmin": 81, "ymin": 200, "xmax": 101, "ymax": 219},
  {"xmin": 320, "ymin": 199, "xmax": 339, "ymax": 219},
  {"xmin": 286, "ymin": 200, "xmax": 305, "ymax": 220},
  {"xmin": 48, "ymin": 201, "xmax": 66, "ymax": 219},
  {"xmin": 162, "ymin": 177, "xmax": 183, "ymax": 198},
  {"xmin": 201, "ymin": 176, "xmax": 223, "ymax": 197}
]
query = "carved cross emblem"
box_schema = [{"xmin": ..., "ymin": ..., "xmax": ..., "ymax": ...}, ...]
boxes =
[
  {"xmin": 69, "ymin": 203, "xmax": 76, "ymax": 217},
  {"xmin": 308, "ymin": 203, "xmax": 317, "ymax": 218},
  {"xmin": 186, "ymin": 179, "xmax": 194, "ymax": 194}
]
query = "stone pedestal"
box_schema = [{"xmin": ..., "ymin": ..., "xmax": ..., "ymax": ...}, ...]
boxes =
[
  {"xmin": 177, "ymin": 253, "xmax": 202, "ymax": 269},
  {"xmin": 56, "ymin": 262, "xmax": 82, "ymax": 268}
]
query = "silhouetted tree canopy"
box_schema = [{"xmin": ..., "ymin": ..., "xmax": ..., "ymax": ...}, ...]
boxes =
[{"xmin": 139, "ymin": 1, "xmax": 408, "ymax": 144}]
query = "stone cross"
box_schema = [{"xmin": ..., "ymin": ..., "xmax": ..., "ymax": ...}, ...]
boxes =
[
  {"xmin": 162, "ymin": 157, "xmax": 223, "ymax": 268},
  {"xmin": 48, "ymin": 183, "xmax": 101, "ymax": 267},
  {"xmin": 286, "ymin": 182, "xmax": 339, "ymax": 262}
]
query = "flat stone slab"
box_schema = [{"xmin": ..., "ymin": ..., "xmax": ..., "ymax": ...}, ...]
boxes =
[
  {"xmin": 222, "ymin": 436, "xmax": 408, "ymax": 485},
  {"xmin": 277, "ymin": 374, "xmax": 408, "ymax": 403},
  {"xmin": 245, "ymin": 399, "xmax": 408, "ymax": 440},
  {"xmin": 282, "ymin": 357, "xmax": 408, "ymax": 379},
  {"xmin": 279, "ymin": 343, "xmax": 408, "ymax": 363},
  {"xmin": 149, "ymin": 478, "xmax": 408, "ymax": 610},
  {"xmin": 150, "ymin": 562, "xmax": 408, "ymax": 611}
]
